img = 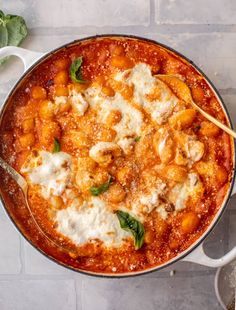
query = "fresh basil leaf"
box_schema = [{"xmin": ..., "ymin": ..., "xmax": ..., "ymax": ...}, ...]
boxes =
[
  {"xmin": 0, "ymin": 11, "xmax": 28, "ymax": 65},
  {"xmin": 6, "ymin": 15, "xmax": 27, "ymax": 46},
  {"xmin": 134, "ymin": 136, "xmax": 141, "ymax": 142},
  {"xmin": 90, "ymin": 177, "xmax": 113, "ymax": 196},
  {"xmin": 0, "ymin": 25, "xmax": 8, "ymax": 47},
  {"xmin": 52, "ymin": 138, "xmax": 60, "ymax": 153},
  {"xmin": 0, "ymin": 23, "xmax": 8, "ymax": 65},
  {"xmin": 0, "ymin": 10, "xmax": 5, "ymax": 23},
  {"xmin": 116, "ymin": 210, "xmax": 145, "ymax": 250},
  {"xmin": 69, "ymin": 57, "xmax": 86, "ymax": 83}
]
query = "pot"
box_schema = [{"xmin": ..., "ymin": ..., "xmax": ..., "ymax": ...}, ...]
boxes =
[{"xmin": 0, "ymin": 35, "xmax": 236, "ymax": 277}]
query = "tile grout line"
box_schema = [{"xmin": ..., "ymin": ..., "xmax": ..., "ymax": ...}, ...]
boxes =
[
  {"xmin": 75, "ymin": 278, "xmax": 84, "ymax": 310},
  {"xmin": 0, "ymin": 268, "xmax": 215, "ymax": 280},
  {"xmin": 80, "ymin": 279, "xmax": 85, "ymax": 310},
  {"xmin": 224, "ymin": 211, "xmax": 230, "ymax": 253},
  {"xmin": 149, "ymin": 0, "xmax": 156, "ymax": 27},
  {"xmin": 19, "ymin": 236, "xmax": 26, "ymax": 274},
  {"xmin": 219, "ymin": 89, "xmax": 236, "ymax": 95},
  {"xmin": 27, "ymin": 24, "xmax": 236, "ymax": 36},
  {"xmin": 74, "ymin": 279, "xmax": 78, "ymax": 310}
]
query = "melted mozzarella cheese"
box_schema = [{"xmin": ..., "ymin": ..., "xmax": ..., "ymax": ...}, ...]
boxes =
[
  {"xmin": 56, "ymin": 197, "xmax": 130, "ymax": 247},
  {"xmin": 89, "ymin": 141, "xmax": 121, "ymax": 163},
  {"xmin": 157, "ymin": 205, "xmax": 168, "ymax": 220},
  {"xmin": 132, "ymin": 180, "xmax": 167, "ymax": 219},
  {"xmin": 187, "ymin": 140, "xmax": 205, "ymax": 162},
  {"xmin": 54, "ymin": 96, "xmax": 68, "ymax": 106},
  {"xmin": 140, "ymin": 190, "xmax": 160, "ymax": 212},
  {"xmin": 85, "ymin": 86, "xmax": 102, "ymax": 107},
  {"xmin": 21, "ymin": 151, "xmax": 72, "ymax": 199},
  {"xmin": 169, "ymin": 173, "xmax": 200, "ymax": 211},
  {"xmin": 111, "ymin": 94, "xmax": 143, "ymax": 139},
  {"xmin": 117, "ymin": 137, "xmax": 135, "ymax": 154},
  {"xmin": 85, "ymin": 87, "xmax": 143, "ymax": 152},
  {"xmin": 127, "ymin": 63, "xmax": 156, "ymax": 96},
  {"xmin": 125, "ymin": 63, "xmax": 179, "ymax": 124},
  {"xmin": 69, "ymin": 89, "xmax": 88, "ymax": 115},
  {"xmin": 114, "ymin": 69, "xmax": 131, "ymax": 82},
  {"xmin": 175, "ymin": 132, "xmax": 204, "ymax": 165}
]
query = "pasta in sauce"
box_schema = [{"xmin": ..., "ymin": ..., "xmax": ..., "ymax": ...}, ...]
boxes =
[{"xmin": 0, "ymin": 37, "xmax": 233, "ymax": 274}]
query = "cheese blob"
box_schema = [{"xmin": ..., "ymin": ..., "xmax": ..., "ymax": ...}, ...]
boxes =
[
  {"xmin": 85, "ymin": 88, "xmax": 143, "ymax": 153},
  {"xmin": 21, "ymin": 151, "xmax": 72, "ymax": 199},
  {"xmin": 168, "ymin": 173, "xmax": 203, "ymax": 211},
  {"xmin": 56, "ymin": 197, "xmax": 131, "ymax": 246},
  {"xmin": 125, "ymin": 63, "xmax": 179, "ymax": 124},
  {"xmin": 69, "ymin": 89, "xmax": 89, "ymax": 115}
]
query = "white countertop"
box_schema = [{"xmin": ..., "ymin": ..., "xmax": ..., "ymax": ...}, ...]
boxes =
[{"xmin": 1, "ymin": 0, "xmax": 236, "ymax": 309}]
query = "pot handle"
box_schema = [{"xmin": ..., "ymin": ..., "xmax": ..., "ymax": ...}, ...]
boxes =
[
  {"xmin": 182, "ymin": 243, "xmax": 236, "ymax": 268},
  {"xmin": 0, "ymin": 46, "xmax": 44, "ymax": 71},
  {"xmin": 183, "ymin": 183, "xmax": 236, "ymax": 267}
]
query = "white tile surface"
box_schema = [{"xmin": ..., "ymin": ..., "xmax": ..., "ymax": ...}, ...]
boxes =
[
  {"xmin": 0, "ymin": 210, "xmax": 21, "ymax": 274},
  {"xmin": 228, "ymin": 212, "xmax": 236, "ymax": 251},
  {"xmin": 22, "ymin": 35, "xmax": 85, "ymax": 52},
  {"xmin": 80, "ymin": 275, "xmax": 221, "ymax": 310},
  {"xmin": 0, "ymin": 279, "xmax": 77, "ymax": 310},
  {"xmin": 148, "ymin": 33, "xmax": 236, "ymax": 90},
  {"xmin": 3, "ymin": 0, "xmax": 150, "ymax": 27},
  {"xmin": 156, "ymin": 0, "xmax": 236, "ymax": 24},
  {"xmin": 24, "ymin": 241, "xmax": 73, "ymax": 275},
  {"xmin": 223, "ymin": 94, "xmax": 236, "ymax": 127}
]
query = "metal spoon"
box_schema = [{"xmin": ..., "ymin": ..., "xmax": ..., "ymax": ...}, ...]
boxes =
[
  {"xmin": 156, "ymin": 74, "xmax": 236, "ymax": 139},
  {"xmin": 0, "ymin": 156, "xmax": 74, "ymax": 255}
]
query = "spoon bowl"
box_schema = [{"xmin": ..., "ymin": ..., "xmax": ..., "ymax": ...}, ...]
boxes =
[{"xmin": 156, "ymin": 74, "xmax": 236, "ymax": 139}]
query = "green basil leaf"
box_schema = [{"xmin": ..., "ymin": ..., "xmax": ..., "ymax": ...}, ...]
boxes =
[
  {"xmin": 0, "ymin": 10, "xmax": 5, "ymax": 23},
  {"xmin": 116, "ymin": 210, "xmax": 145, "ymax": 250},
  {"xmin": 0, "ymin": 24, "xmax": 8, "ymax": 47},
  {"xmin": 134, "ymin": 136, "xmax": 141, "ymax": 142},
  {"xmin": 0, "ymin": 25, "xmax": 8, "ymax": 65},
  {"xmin": 6, "ymin": 15, "xmax": 27, "ymax": 46},
  {"xmin": 69, "ymin": 57, "xmax": 86, "ymax": 83},
  {"xmin": 52, "ymin": 138, "xmax": 61, "ymax": 153},
  {"xmin": 0, "ymin": 11, "xmax": 28, "ymax": 65},
  {"xmin": 0, "ymin": 10, "xmax": 4, "ymax": 18},
  {"xmin": 90, "ymin": 177, "xmax": 113, "ymax": 196}
]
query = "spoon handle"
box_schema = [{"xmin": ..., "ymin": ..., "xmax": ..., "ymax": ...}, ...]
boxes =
[
  {"xmin": 191, "ymin": 101, "xmax": 236, "ymax": 139},
  {"xmin": 0, "ymin": 156, "xmax": 76, "ymax": 255},
  {"xmin": 0, "ymin": 157, "xmax": 28, "ymax": 193}
]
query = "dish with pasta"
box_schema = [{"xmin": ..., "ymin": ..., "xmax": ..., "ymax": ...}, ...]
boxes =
[{"xmin": 0, "ymin": 37, "xmax": 233, "ymax": 274}]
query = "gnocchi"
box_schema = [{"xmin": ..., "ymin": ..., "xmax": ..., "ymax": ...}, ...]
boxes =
[
  {"xmin": 181, "ymin": 212, "xmax": 200, "ymax": 234},
  {"xmin": 89, "ymin": 142, "xmax": 122, "ymax": 166},
  {"xmin": 153, "ymin": 130, "xmax": 175, "ymax": 164},
  {"xmin": 169, "ymin": 109, "xmax": 196, "ymax": 129},
  {"xmin": 164, "ymin": 165, "xmax": 188, "ymax": 183},
  {"xmin": 199, "ymin": 121, "xmax": 220, "ymax": 137},
  {"xmin": 19, "ymin": 133, "xmax": 35, "ymax": 148}
]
